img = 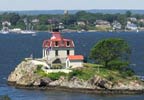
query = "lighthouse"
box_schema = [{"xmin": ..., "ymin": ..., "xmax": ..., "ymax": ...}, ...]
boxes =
[{"xmin": 42, "ymin": 29, "xmax": 75, "ymax": 64}]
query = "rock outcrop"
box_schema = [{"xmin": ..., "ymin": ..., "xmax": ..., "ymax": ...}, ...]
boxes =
[
  {"xmin": 8, "ymin": 60, "xmax": 144, "ymax": 94},
  {"xmin": 8, "ymin": 60, "xmax": 39, "ymax": 85}
]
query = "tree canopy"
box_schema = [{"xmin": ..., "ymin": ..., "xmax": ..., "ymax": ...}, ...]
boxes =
[
  {"xmin": 90, "ymin": 38, "xmax": 131, "ymax": 69},
  {"xmin": 1, "ymin": 10, "xmax": 144, "ymax": 31}
]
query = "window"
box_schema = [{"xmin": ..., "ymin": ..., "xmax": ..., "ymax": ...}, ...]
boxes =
[
  {"xmin": 67, "ymin": 50, "xmax": 70, "ymax": 55},
  {"xmin": 55, "ymin": 50, "xmax": 58, "ymax": 56},
  {"xmin": 55, "ymin": 41, "xmax": 58, "ymax": 47},
  {"xmin": 67, "ymin": 41, "xmax": 70, "ymax": 47}
]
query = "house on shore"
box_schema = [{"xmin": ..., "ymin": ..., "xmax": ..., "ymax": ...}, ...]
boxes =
[
  {"xmin": 94, "ymin": 20, "xmax": 111, "ymax": 31},
  {"xmin": 95, "ymin": 20, "xmax": 111, "ymax": 28},
  {"xmin": 126, "ymin": 21, "xmax": 138, "ymax": 30},
  {"xmin": 1, "ymin": 21, "xmax": 11, "ymax": 33},
  {"xmin": 112, "ymin": 21, "xmax": 122, "ymax": 30},
  {"xmin": 42, "ymin": 29, "xmax": 84, "ymax": 69},
  {"xmin": 77, "ymin": 21, "xmax": 86, "ymax": 26},
  {"xmin": 128, "ymin": 17, "xmax": 137, "ymax": 22}
]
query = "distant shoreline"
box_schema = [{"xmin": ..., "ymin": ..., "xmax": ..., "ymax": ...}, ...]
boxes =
[
  {"xmin": 1, "ymin": 9, "xmax": 144, "ymax": 15},
  {"xmin": 1, "ymin": 30, "xmax": 144, "ymax": 35},
  {"xmin": 31, "ymin": 29, "xmax": 144, "ymax": 33}
]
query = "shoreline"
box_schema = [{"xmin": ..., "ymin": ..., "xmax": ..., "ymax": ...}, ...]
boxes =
[
  {"xmin": 7, "ymin": 59, "xmax": 144, "ymax": 95},
  {"xmin": 1, "ymin": 30, "xmax": 144, "ymax": 34},
  {"xmin": 8, "ymin": 82, "xmax": 144, "ymax": 95},
  {"xmin": 32, "ymin": 30, "xmax": 144, "ymax": 33}
]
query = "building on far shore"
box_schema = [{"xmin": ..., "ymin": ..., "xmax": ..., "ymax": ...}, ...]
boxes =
[
  {"xmin": 42, "ymin": 29, "xmax": 84, "ymax": 69},
  {"xmin": 112, "ymin": 21, "xmax": 122, "ymax": 30},
  {"xmin": 77, "ymin": 21, "xmax": 86, "ymax": 26},
  {"xmin": 126, "ymin": 21, "xmax": 138, "ymax": 30},
  {"xmin": 95, "ymin": 20, "xmax": 111, "ymax": 28}
]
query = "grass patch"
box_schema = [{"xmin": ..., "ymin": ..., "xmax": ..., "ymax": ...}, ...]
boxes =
[
  {"xmin": 35, "ymin": 63, "xmax": 138, "ymax": 82},
  {"xmin": 83, "ymin": 63, "xmax": 103, "ymax": 68},
  {"xmin": 69, "ymin": 63, "xmax": 137, "ymax": 82},
  {"xmin": 35, "ymin": 69, "xmax": 67, "ymax": 81},
  {"xmin": 47, "ymin": 72, "xmax": 67, "ymax": 80},
  {"xmin": 68, "ymin": 63, "xmax": 100, "ymax": 80}
]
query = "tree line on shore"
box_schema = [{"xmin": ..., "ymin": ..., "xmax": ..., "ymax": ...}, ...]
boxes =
[{"xmin": 0, "ymin": 11, "xmax": 144, "ymax": 31}]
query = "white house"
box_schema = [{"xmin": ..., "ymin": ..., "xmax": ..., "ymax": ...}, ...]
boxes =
[
  {"xmin": 42, "ymin": 29, "xmax": 75, "ymax": 64},
  {"xmin": 138, "ymin": 19, "xmax": 144, "ymax": 23},
  {"xmin": 2, "ymin": 21, "xmax": 11, "ymax": 26},
  {"xmin": 128, "ymin": 17, "xmax": 137, "ymax": 22},
  {"xmin": 66, "ymin": 55, "xmax": 84, "ymax": 68},
  {"xmin": 32, "ymin": 19, "xmax": 39, "ymax": 23},
  {"xmin": 42, "ymin": 29, "xmax": 84, "ymax": 69},
  {"xmin": 126, "ymin": 21, "xmax": 138, "ymax": 30},
  {"xmin": 112, "ymin": 21, "xmax": 122, "ymax": 30},
  {"xmin": 58, "ymin": 23, "xmax": 64, "ymax": 29},
  {"xmin": 1, "ymin": 21, "xmax": 11, "ymax": 33},
  {"xmin": 77, "ymin": 21, "xmax": 86, "ymax": 26}
]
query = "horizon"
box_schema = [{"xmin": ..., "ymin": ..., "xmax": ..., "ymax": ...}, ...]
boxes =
[
  {"xmin": 1, "ymin": 9, "xmax": 144, "ymax": 12},
  {"xmin": 1, "ymin": 9, "xmax": 144, "ymax": 15}
]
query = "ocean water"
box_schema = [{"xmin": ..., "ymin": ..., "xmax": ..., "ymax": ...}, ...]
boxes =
[{"xmin": 0, "ymin": 32, "xmax": 144, "ymax": 100}]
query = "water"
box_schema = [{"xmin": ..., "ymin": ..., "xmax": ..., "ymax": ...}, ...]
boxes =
[{"xmin": 0, "ymin": 32, "xmax": 144, "ymax": 100}]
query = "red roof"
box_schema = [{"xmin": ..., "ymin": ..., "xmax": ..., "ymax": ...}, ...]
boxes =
[
  {"xmin": 67, "ymin": 55, "xmax": 84, "ymax": 60},
  {"xmin": 51, "ymin": 32, "xmax": 62, "ymax": 40},
  {"xmin": 43, "ymin": 32, "xmax": 74, "ymax": 48}
]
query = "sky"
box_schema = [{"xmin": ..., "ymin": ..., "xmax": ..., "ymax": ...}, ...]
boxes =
[{"xmin": 0, "ymin": 0, "xmax": 144, "ymax": 11}]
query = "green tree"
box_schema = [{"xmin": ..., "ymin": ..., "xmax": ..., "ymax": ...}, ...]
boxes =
[
  {"xmin": 117, "ymin": 14, "xmax": 127, "ymax": 29},
  {"xmin": 9, "ymin": 13, "xmax": 20, "ymax": 25},
  {"xmin": 0, "ymin": 95, "xmax": 11, "ymax": 100},
  {"xmin": 62, "ymin": 15, "xmax": 77, "ymax": 25},
  {"xmin": 126, "ymin": 11, "xmax": 132, "ymax": 17},
  {"xmin": 90, "ymin": 38, "xmax": 131, "ymax": 69}
]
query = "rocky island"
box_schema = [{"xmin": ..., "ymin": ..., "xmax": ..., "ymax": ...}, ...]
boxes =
[
  {"xmin": 7, "ymin": 30, "xmax": 144, "ymax": 94},
  {"xmin": 8, "ymin": 58, "xmax": 144, "ymax": 94}
]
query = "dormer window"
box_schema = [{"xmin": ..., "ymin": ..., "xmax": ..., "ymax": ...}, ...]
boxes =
[
  {"xmin": 55, "ymin": 41, "xmax": 59, "ymax": 47},
  {"xmin": 67, "ymin": 41, "xmax": 70, "ymax": 47}
]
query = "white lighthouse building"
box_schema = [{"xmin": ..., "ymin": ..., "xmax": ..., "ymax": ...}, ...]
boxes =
[{"xmin": 42, "ymin": 29, "xmax": 75, "ymax": 64}]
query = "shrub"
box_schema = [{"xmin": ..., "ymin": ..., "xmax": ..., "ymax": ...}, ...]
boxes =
[
  {"xmin": 108, "ymin": 60, "xmax": 129, "ymax": 70},
  {"xmin": 106, "ymin": 75, "xmax": 114, "ymax": 81},
  {"xmin": 121, "ymin": 68, "xmax": 135, "ymax": 78},
  {"xmin": 47, "ymin": 72, "xmax": 67, "ymax": 80},
  {"xmin": 35, "ymin": 68, "xmax": 46, "ymax": 76},
  {"xmin": 68, "ymin": 70, "xmax": 83, "ymax": 79},
  {"xmin": 36, "ymin": 68, "xmax": 67, "ymax": 80},
  {"xmin": 37, "ymin": 65, "xmax": 43, "ymax": 70},
  {"xmin": 0, "ymin": 95, "xmax": 11, "ymax": 100}
]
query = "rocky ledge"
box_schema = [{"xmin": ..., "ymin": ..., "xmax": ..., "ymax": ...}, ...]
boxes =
[{"xmin": 8, "ymin": 59, "xmax": 144, "ymax": 94}]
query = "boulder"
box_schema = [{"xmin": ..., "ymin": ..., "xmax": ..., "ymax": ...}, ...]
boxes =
[
  {"xmin": 40, "ymin": 77, "xmax": 52, "ymax": 86},
  {"xmin": 113, "ymin": 80, "xmax": 144, "ymax": 90},
  {"xmin": 8, "ymin": 60, "xmax": 39, "ymax": 86},
  {"xmin": 33, "ymin": 79, "xmax": 41, "ymax": 86},
  {"xmin": 16, "ymin": 74, "xmax": 40, "ymax": 86},
  {"xmin": 49, "ymin": 76, "xmax": 66, "ymax": 86},
  {"xmin": 33, "ymin": 78, "xmax": 51, "ymax": 86},
  {"xmin": 89, "ymin": 75, "xmax": 113, "ymax": 89}
]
